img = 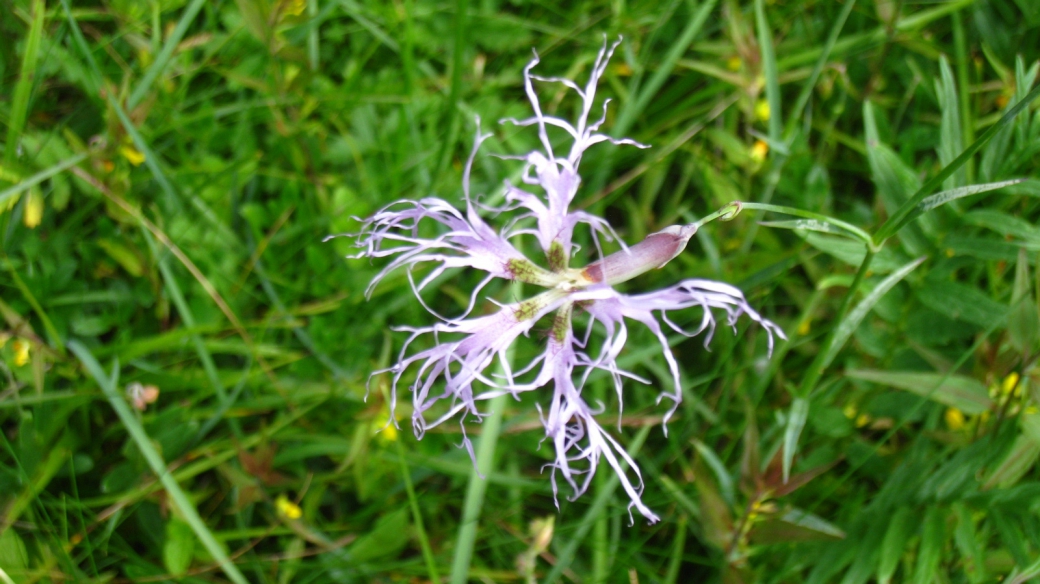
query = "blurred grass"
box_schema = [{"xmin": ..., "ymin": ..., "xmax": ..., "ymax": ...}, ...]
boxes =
[{"xmin": 2, "ymin": 0, "xmax": 1040, "ymax": 582}]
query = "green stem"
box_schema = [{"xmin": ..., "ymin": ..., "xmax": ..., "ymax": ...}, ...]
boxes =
[
  {"xmin": 397, "ymin": 440, "xmax": 441, "ymax": 583},
  {"xmin": 448, "ymin": 392, "xmax": 508, "ymax": 584}
]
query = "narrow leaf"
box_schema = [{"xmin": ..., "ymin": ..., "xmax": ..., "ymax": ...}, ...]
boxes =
[
  {"xmin": 845, "ymin": 370, "xmax": 993, "ymax": 415},
  {"xmin": 818, "ymin": 256, "xmax": 926, "ymax": 372},
  {"xmin": 782, "ymin": 397, "xmax": 809, "ymax": 483},
  {"xmin": 916, "ymin": 179, "xmax": 1023, "ymax": 212}
]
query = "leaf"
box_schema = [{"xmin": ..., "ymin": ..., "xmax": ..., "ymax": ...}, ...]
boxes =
[
  {"xmin": 864, "ymin": 104, "xmax": 919, "ymax": 211},
  {"xmin": 1009, "ymin": 248, "xmax": 1039, "ymax": 354},
  {"xmin": 845, "ymin": 370, "xmax": 993, "ymax": 415},
  {"xmin": 817, "ymin": 257, "xmax": 926, "ymax": 373},
  {"xmin": 912, "ymin": 506, "xmax": 945, "ymax": 584},
  {"xmin": 983, "ymin": 415, "xmax": 1040, "ymax": 490},
  {"xmin": 163, "ymin": 519, "xmax": 196, "ymax": 576},
  {"xmin": 347, "ymin": 507, "xmax": 410, "ymax": 563},
  {"xmin": 916, "ymin": 277, "xmax": 1009, "ymax": 328},
  {"xmin": 916, "ymin": 179, "xmax": 1023, "ymax": 213},
  {"xmin": 782, "ymin": 397, "xmax": 809, "ymax": 483},
  {"xmin": 97, "ymin": 238, "xmax": 145, "ymax": 277},
  {"xmin": 983, "ymin": 434, "xmax": 1040, "ymax": 490},
  {"xmin": 877, "ymin": 506, "xmax": 916, "ymax": 584},
  {"xmin": 0, "ymin": 529, "xmax": 29, "ymax": 577},
  {"xmin": 760, "ymin": 219, "xmax": 852, "ymax": 237},
  {"xmin": 963, "ymin": 209, "xmax": 1040, "ymax": 244},
  {"xmin": 953, "ymin": 503, "xmax": 988, "ymax": 583},
  {"xmin": 935, "ymin": 55, "xmax": 965, "ymax": 190},
  {"xmin": 801, "ymin": 232, "xmax": 905, "ymax": 272},
  {"xmin": 749, "ymin": 508, "xmax": 845, "ymax": 544}
]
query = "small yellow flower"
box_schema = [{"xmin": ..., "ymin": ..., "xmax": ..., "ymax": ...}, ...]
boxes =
[
  {"xmin": 120, "ymin": 145, "xmax": 146, "ymax": 166},
  {"xmin": 855, "ymin": 413, "xmax": 871, "ymax": 428},
  {"xmin": 945, "ymin": 407, "xmax": 966, "ymax": 431},
  {"xmin": 754, "ymin": 99, "xmax": 771, "ymax": 122},
  {"xmin": 24, "ymin": 189, "xmax": 43, "ymax": 228},
  {"xmin": 1002, "ymin": 372, "xmax": 1020, "ymax": 396},
  {"xmin": 12, "ymin": 338, "xmax": 29, "ymax": 367},
  {"xmin": 276, "ymin": 494, "xmax": 303, "ymax": 519},
  {"xmin": 726, "ymin": 55, "xmax": 742, "ymax": 71},
  {"xmin": 750, "ymin": 140, "xmax": 769, "ymax": 164},
  {"xmin": 843, "ymin": 404, "xmax": 857, "ymax": 419}
]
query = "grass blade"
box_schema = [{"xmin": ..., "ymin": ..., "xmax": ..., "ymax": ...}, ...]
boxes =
[
  {"xmin": 755, "ymin": 0, "xmax": 782, "ymax": 144},
  {"xmin": 127, "ymin": 0, "xmax": 206, "ymax": 110},
  {"xmin": 3, "ymin": 0, "xmax": 45, "ymax": 167}
]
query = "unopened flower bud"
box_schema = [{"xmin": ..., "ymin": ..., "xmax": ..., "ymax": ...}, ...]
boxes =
[{"xmin": 582, "ymin": 224, "xmax": 696, "ymax": 285}]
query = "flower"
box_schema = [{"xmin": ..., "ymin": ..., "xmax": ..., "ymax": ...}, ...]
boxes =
[{"xmin": 332, "ymin": 38, "xmax": 784, "ymax": 523}]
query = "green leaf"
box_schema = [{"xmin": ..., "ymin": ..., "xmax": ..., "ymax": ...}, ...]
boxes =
[
  {"xmin": 163, "ymin": 519, "xmax": 196, "ymax": 576},
  {"xmin": 936, "ymin": 55, "xmax": 965, "ymax": 189},
  {"xmin": 877, "ymin": 506, "xmax": 916, "ymax": 584},
  {"xmin": 97, "ymin": 238, "xmax": 145, "ymax": 277},
  {"xmin": 963, "ymin": 209, "xmax": 1040, "ymax": 244},
  {"xmin": 816, "ymin": 257, "xmax": 926, "ymax": 373},
  {"xmin": 912, "ymin": 506, "xmax": 945, "ymax": 584},
  {"xmin": 801, "ymin": 232, "xmax": 904, "ymax": 272},
  {"xmin": 782, "ymin": 397, "xmax": 809, "ymax": 483},
  {"xmin": 755, "ymin": 0, "xmax": 782, "ymax": 144},
  {"xmin": 916, "ymin": 277, "xmax": 1009, "ymax": 328},
  {"xmin": 916, "ymin": 179, "xmax": 1023, "ymax": 213},
  {"xmin": 983, "ymin": 433, "xmax": 1040, "ymax": 490},
  {"xmin": 845, "ymin": 370, "xmax": 993, "ymax": 415},
  {"xmin": 1009, "ymin": 249, "xmax": 1039, "ymax": 354},
  {"xmin": 953, "ymin": 503, "xmax": 987, "ymax": 583},
  {"xmin": 0, "ymin": 529, "xmax": 29, "ymax": 579},
  {"xmin": 749, "ymin": 508, "xmax": 845, "ymax": 544}
]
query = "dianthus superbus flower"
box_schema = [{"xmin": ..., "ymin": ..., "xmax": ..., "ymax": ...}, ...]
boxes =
[{"xmin": 332, "ymin": 39, "xmax": 784, "ymax": 523}]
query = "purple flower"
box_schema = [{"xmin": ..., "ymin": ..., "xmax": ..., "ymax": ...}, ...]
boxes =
[{"xmin": 333, "ymin": 39, "xmax": 784, "ymax": 523}]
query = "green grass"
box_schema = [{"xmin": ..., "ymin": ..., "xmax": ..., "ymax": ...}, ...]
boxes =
[{"xmin": 2, "ymin": 0, "xmax": 1040, "ymax": 582}]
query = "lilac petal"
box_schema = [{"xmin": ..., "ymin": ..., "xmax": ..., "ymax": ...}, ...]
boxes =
[
  {"xmin": 377, "ymin": 290, "xmax": 568, "ymax": 439},
  {"xmin": 530, "ymin": 304, "xmax": 661, "ymax": 524},
  {"xmin": 577, "ymin": 280, "xmax": 785, "ymax": 429}
]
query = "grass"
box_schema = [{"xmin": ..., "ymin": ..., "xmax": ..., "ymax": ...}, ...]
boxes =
[{"xmin": 2, "ymin": 0, "xmax": 1040, "ymax": 582}]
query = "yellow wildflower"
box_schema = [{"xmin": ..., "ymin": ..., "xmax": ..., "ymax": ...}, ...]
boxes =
[
  {"xmin": 1002, "ymin": 372, "xmax": 1021, "ymax": 396},
  {"xmin": 24, "ymin": 189, "xmax": 43, "ymax": 228},
  {"xmin": 726, "ymin": 55, "xmax": 742, "ymax": 71},
  {"xmin": 275, "ymin": 494, "xmax": 303, "ymax": 519},
  {"xmin": 120, "ymin": 145, "xmax": 145, "ymax": 166},
  {"xmin": 754, "ymin": 99, "xmax": 770, "ymax": 122},
  {"xmin": 750, "ymin": 140, "xmax": 769, "ymax": 164},
  {"xmin": 12, "ymin": 338, "xmax": 29, "ymax": 367},
  {"xmin": 944, "ymin": 407, "xmax": 966, "ymax": 431}
]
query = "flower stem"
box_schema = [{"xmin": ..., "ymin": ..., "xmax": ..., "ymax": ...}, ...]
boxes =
[
  {"xmin": 396, "ymin": 440, "xmax": 441, "ymax": 583},
  {"xmin": 449, "ymin": 391, "xmax": 509, "ymax": 584}
]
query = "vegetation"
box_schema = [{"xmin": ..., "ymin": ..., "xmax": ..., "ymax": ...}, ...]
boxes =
[{"xmin": 2, "ymin": 0, "xmax": 1040, "ymax": 581}]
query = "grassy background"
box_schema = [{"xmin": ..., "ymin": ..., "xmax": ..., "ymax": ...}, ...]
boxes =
[{"xmin": 2, "ymin": 0, "xmax": 1040, "ymax": 581}]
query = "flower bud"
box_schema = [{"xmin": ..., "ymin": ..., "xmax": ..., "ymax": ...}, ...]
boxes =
[{"xmin": 581, "ymin": 224, "xmax": 696, "ymax": 285}]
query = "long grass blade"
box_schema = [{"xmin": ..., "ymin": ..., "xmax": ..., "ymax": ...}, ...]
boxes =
[{"xmin": 67, "ymin": 341, "xmax": 249, "ymax": 584}]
